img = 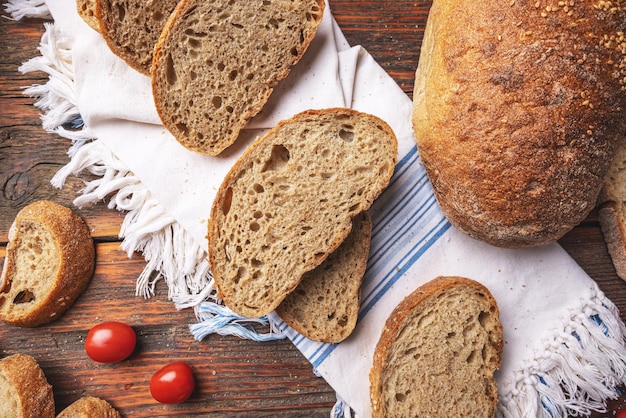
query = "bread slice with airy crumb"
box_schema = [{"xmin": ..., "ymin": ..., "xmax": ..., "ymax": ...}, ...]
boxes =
[
  {"xmin": 95, "ymin": 0, "xmax": 180, "ymax": 75},
  {"xmin": 208, "ymin": 108, "xmax": 398, "ymax": 318},
  {"xmin": 370, "ymin": 276, "xmax": 503, "ymax": 418},
  {"xmin": 598, "ymin": 136, "xmax": 626, "ymax": 282},
  {"xmin": 76, "ymin": 0, "xmax": 100, "ymax": 31},
  {"xmin": 0, "ymin": 200, "xmax": 95, "ymax": 327},
  {"xmin": 151, "ymin": 0, "xmax": 325, "ymax": 155},
  {"xmin": 58, "ymin": 396, "xmax": 121, "ymax": 418},
  {"xmin": 276, "ymin": 211, "xmax": 372, "ymax": 343},
  {"xmin": 0, "ymin": 353, "xmax": 54, "ymax": 418}
]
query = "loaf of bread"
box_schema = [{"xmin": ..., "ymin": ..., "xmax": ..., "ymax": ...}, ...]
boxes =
[
  {"xmin": 57, "ymin": 396, "xmax": 121, "ymax": 418},
  {"xmin": 369, "ymin": 276, "xmax": 503, "ymax": 418},
  {"xmin": 599, "ymin": 135, "xmax": 626, "ymax": 281},
  {"xmin": 0, "ymin": 200, "xmax": 95, "ymax": 327},
  {"xmin": 275, "ymin": 211, "xmax": 372, "ymax": 343},
  {"xmin": 412, "ymin": 0, "xmax": 626, "ymax": 248},
  {"xmin": 0, "ymin": 353, "xmax": 55, "ymax": 418},
  {"xmin": 151, "ymin": 0, "xmax": 325, "ymax": 155},
  {"xmin": 208, "ymin": 108, "xmax": 397, "ymax": 318},
  {"xmin": 95, "ymin": 0, "xmax": 179, "ymax": 75},
  {"xmin": 76, "ymin": 0, "xmax": 100, "ymax": 31}
]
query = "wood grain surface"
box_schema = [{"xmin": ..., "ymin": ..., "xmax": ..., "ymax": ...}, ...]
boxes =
[{"xmin": 1, "ymin": 1, "xmax": 626, "ymax": 416}]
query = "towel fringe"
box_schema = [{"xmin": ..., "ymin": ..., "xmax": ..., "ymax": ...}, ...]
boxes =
[
  {"xmin": 498, "ymin": 290, "xmax": 626, "ymax": 417},
  {"xmin": 330, "ymin": 393, "xmax": 353, "ymax": 418},
  {"xmin": 4, "ymin": 0, "xmax": 50, "ymax": 19},
  {"xmin": 190, "ymin": 302, "xmax": 285, "ymax": 342}
]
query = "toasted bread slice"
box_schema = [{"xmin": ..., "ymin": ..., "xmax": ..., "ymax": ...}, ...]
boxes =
[
  {"xmin": 208, "ymin": 108, "xmax": 397, "ymax": 318},
  {"xmin": 370, "ymin": 276, "xmax": 503, "ymax": 418}
]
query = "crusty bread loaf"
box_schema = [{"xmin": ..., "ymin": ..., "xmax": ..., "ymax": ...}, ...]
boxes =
[
  {"xmin": 0, "ymin": 200, "xmax": 95, "ymax": 327},
  {"xmin": 151, "ymin": 0, "xmax": 325, "ymax": 155},
  {"xmin": 598, "ymin": 135, "xmax": 626, "ymax": 281},
  {"xmin": 412, "ymin": 0, "xmax": 626, "ymax": 248},
  {"xmin": 369, "ymin": 276, "xmax": 503, "ymax": 418},
  {"xmin": 95, "ymin": 0, "xmax": 179, "ymax": 75},
  {"xmin": 275, "ymin": 211, "xmax": 372, "ymax": 343},
  {"xmin": 57, "ymin": 396, "xmax": 121, "ymax": 418},
  {"xmin": 208, "ymin": 108, "xmax": 397, "ymax": 318},
  {"xmin": 0, "ymin": 353, "xmax": 54, "ymax": 418},
  {"xmin": 76, "ymin": 0, "xmax": 100, "ymax": 31}
]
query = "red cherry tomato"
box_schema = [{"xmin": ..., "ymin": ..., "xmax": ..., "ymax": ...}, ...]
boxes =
[
  {"xmin": 617, "ymin": 409, "xmax": 626, "ymax": 418},
  {"xmin": 84, "ymin": 321, "xmax": 136, "ymax": 363},
  {"xmin": 150, "ymin": 361, "xmax": 196, "ymax": 404}
]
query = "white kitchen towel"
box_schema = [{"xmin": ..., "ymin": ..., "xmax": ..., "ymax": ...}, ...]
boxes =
[{"xmin": 7, "ymin": 0, "xmax": 626, "ymax": 417}]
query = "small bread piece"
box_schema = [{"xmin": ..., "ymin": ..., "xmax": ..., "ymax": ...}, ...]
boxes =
[
  {"xmin": 370, "ymin": 276, "xmax": 503, "ymax": 418},
  {"xmin": 77, "ymin": 0, "xmax": 100, "ymax": 31},
  {"xmin": 0, "ymin": 354, "xmax": 54, "ymax": 418},
  {"xmin": 0, "ymin": 200, "xmax": 95, "ymax": 327},
  {"xmin": 276, "ymin": 211, "xmax": 372, "ymax": 343},
  {"xmin": 598, "ymin": 136, "xmax": 626, "ymax": 281},
  {"xmin": 95, "ymin": 0, "xmax": 179, "ymax": 75},
  {"xmin": 57, "ymin": 396, "xmax": 121, "ymax": 418},
  {"xmin": 208, "ymin": 108, "xmax": 398, "ymax": 318},
  {"xmin": 152, "ymin": 0, "xmax": 325, "ymax": 155},
  {"xmin": 412, "ymin": 0, "xmax": 626, "ymax": 248}
]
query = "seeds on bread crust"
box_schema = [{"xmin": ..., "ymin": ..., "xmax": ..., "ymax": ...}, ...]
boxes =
[
  {"xmin": 208, "ymin": 108, "xmax": 398, "ymax": 318},
  {"xmin": 152, "ymin": 0, "xmax": 325, "ymax": 156}
]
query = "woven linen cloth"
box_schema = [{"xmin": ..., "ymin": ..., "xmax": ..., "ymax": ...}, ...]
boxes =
[{"xmin": 6, "ymin": 0, "xmax": 626, "ymax": 416}]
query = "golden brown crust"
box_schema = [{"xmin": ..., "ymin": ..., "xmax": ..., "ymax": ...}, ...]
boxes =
[
  {"xmin": 58, "ymin": 396, "xmax": 121, "ymax": 418},
  {"xmin": 0, "ymin": 200, "xmax": 95, "ymax": 327},
  {"xmin": 412, "ymin": 0, "xmax": 626, "ymax": 248},
  {"xmin": 369, "ymin": 276, "xmax": 503, "ymax": 417},
  {"xmin": 0, "ymin": 354, "xmax": 54, "ymax": 418}
]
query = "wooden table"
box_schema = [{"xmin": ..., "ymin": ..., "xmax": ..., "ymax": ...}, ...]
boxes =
[{"xmin": 1, "ymin": 1, "xmax": 626, "ymax": 416}]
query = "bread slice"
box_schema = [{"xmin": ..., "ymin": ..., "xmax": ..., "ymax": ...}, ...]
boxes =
[
  {"xmin": 370, "ymin": 276, "xmax": 503, "ymax": 418},
  {"xmin": 208, "ymin": 108, "xmax": 398, "ymax": 318},
  {"xmin": 95, "ymin": 0, "xmax": 180, "ymax": 75},
  {"xmin": 598, "ymin": 135, "xmax": 626, "ymax": 281},
  {"xmin": 77, "ymin": 0, "xmax": 100, "ymax": 31},
  {"xmin": 0, "ymin": 200, "xmax": 95, "ymax": 327},
  {"xmin": 275, "ymin": 211, "xmax": 372, "ymax": 343},
  {"xmin": 58, "ymin": 396, "xmax": 121, "ymax": 418},
  {"xmin": 0, "ymin": 354, "xmax": 54, "ymax": 418},
  {"xmin": 151, "ymin": 0, "xmax": 325, "ymax": 155}
]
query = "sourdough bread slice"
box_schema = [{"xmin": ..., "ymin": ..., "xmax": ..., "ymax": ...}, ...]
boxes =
[
  {"xmin": 77, "ymin": 0, "xmax": 100, "ymax": 31},
  {"xmin": 0, "ymin": 200, "xmax": 95, "ymax": 327},
  {"xmin": 208, "ymin": 108, "xmax": 398, "ymax": 318},
  {"xmin": 58, "ymin": 396, "xmax": 121, "ymax": 418},
  {"xmin": 0, "ymin": 354, "xmax": 54, "ymax": 418},
  {"xmin": 598, "ymin": 135, "xmax": 626, "ymax": 281},
  {"xmin": 275, "ymin": 211, "xmax": 372, "ymax": 343},
  {"xmin": 370, "ymin": 276, "xmax": 503, "ymax": 418},
  {"xmin": 95, "ymin": 0, "xmax": 179, "ymax": 75},
  {"xmin": 151, "ymin": 0, "xmax": 325, "ymax": 155}
]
